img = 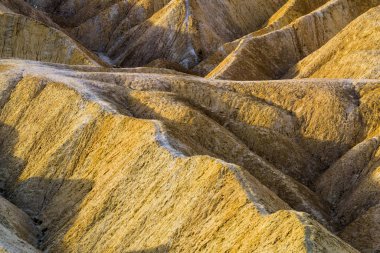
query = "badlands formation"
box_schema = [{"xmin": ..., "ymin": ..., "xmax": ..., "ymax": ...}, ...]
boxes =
[{"xmin": 0, "ymin": 0, "xmax": 379, "ymax": 252}]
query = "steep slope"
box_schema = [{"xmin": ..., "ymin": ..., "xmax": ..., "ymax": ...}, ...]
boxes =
[
  {"xmin": 0, "ymin": 59, "xmax": 362, "ymax": 252},
  {"xmin": 24, "ymin": 0, "xmax": 288, "ymax": 68},
  {"xmin": 17, "ymin": 0, "xmax": 380, "ymax": 75},
  {"xmin": 60, "ymin": 0, "xmax": 172, "ymax": 52},
  {"xmin": 0, "ymin": 1, "xmax": 380, "ymax": 252},
  {"xmin": 106, "ymin": 0, "xmax": 200, "ymax": 68},
  {"xmin": 0, "ymin": 0, "xmax": 59, "ymax": 28},
  {"xmin": 315, "ymin": 81, "xmax": 380, "ymax": 252},
  {"xmin": 0, "ymin": 196, "xmax": 39, "ymax": 253},
  {"xmin": 286, "ymin": 5, "xmax": 380, "ymax": 79},
  {"xmin": 254, "ymin": 0, "xmax": 329, "ymax": 36},
  {"xmin": 0, "ymin": 0, "xmax": 105, "ymax": 66},
  {"xmin": 0, "ymin": 12, "xmax": 100, "ymax": 65},
  {"xmin": 25, "ymin": 0, "xmax": 170, "ymax": 29},
  {"xmin": 205, "ymin": 0, "xmax": 380, "ymax": 80},
  {"xmin": 192, "ymin": 0, "xmax": 329, "ymax": 76},
  {"xmin": 105, "ymin": 0, "xmax": 288, "ymax": 68}
]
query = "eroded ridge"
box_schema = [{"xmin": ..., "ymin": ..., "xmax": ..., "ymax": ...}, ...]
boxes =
[
  {"xmin": 0, "ymin": 0, "xmax": 379, "ymax": 79},
  {"xmin": 0, "ymin": 0, "xmax": 379, "ymax": 252},
  {"xmin": 0, "ymin": 60, "xmax": 378, "ymax": 252}
]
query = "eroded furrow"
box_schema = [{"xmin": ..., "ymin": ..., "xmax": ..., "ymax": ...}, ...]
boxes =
[{"xmin": 0, "ymin": 61, "xmax": 370, "ymax": 252}]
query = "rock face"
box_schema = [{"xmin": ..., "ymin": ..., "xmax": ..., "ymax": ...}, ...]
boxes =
[
  {"xmin": 192, "ymin": 0, "xmax": 329, "ymax": 76},
  {"xmin": 24, "ymin": 0, "xmax": 288, "ymax": 68},
  {"xmin": 204, "ymin": 0, "xmax": 380, "ymax": 80},
  {"xmin": 0, "ymin": 196, "xmax": 39, "ymax": 252},
  {"xmin": 0, "ymin": 0, "xmax": 379, "ymax": 252},
  {"xmin": 0, "ymin": 13, "xmax": 99, "ymax": 66},
  {"xmin": 0, "ymin": 60, "xmax": 364, "ymax": 253},
  {"xmin": 286, "ymin": 5, "xmax": 380, "ymax": 79},
  {"xmin": 0, "ymin": 0, "xmax": 102, "ymax": 66}
]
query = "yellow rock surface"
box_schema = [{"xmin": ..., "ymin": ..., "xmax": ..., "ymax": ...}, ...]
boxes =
[
  {"xmin": 0, "ymin": 0, "xmax": 380, "ymax": 252},
  {"xmin": 25, "ymin": 0, "xmax": 288, "ymax": 68},
  {"xmin": 0, "ymin": 60, "xmax": 365, "ymax": 252},
  {"xmin": 104, "ymin": 0, "xmax": 288, "ymax": 68},
  {"xmin": 0, "ymin": 0, "xmax": 103, "ymax": 66},
  {"xmin": 0, "ymin": 0, "xmax": 59, "ymax": 28},
  {"xmin": 0, "ymin": 13, "xmax": 99, "ymax": 66},
  {"xmin": 287, "ymin": 5, "xmax": 380, "ymax": 79},
  {"xmin": 206, "ymin": 0, "xmax": 380, "ymax": 80},
  {"xmin": 192, "ymin": 0, "xmax": 329, "ymax": 76}
]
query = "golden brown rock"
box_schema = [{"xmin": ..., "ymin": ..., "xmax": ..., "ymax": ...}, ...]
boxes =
[
  {"xmin": 0, "ymin": 59, "xmax": 368, "ymax": 252},
  {"xmin": 206, "ymin": 0, "xmax": 380, "ymax": 80},
  {"xmin": 192, "ymin": 0, "xmax": 329, "ymax": 76},
  {"xmin": 0, "ymin": 0, "xmax": 380, "ymax": 252},
  {"xmin": 287, "ymin": 5, "xmax": 380, "ymax": 79},
  {"xmin": 0, "ymin": 12, "xmax": 100, "ymax": 66},
  {"xmin": 24, "ymin": 0, "xmax": 288, "ymax": 68}
]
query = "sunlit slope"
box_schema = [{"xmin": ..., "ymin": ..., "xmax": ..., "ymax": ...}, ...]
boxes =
[
  {"xmin": 286, "ymin": 5, "xmax": 380, "ymax": 79},
  {"xmin": 14, "ymin": 0, "xmax": 380, "ymax": 75},
  {"xmin": 24, "ymin": 0, "xmax": 288, "ymax": 68},
  {"xmin": 0, "ymin": 0, "xmax": 379, "ymax": 252},
  {"xmin": 0, "ymin": 60, "xmax": 379, "ymax": 251},
  {"xmin": 192, "ymin": 0, "xmax": 329, "ymax": 76},
  {"xmin": 0, "ymin": 60, "xmax": 362, "ymax": 252},
  {"xmin": 205, "ymin": 0, "xmax": 380, "ymax": 80},
  {"xmin": 0, "ymin": 2, "xmax": 101, "ymax": 66}
]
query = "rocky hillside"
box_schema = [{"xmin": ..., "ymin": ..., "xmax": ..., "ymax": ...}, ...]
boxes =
[{"xmin": 0, "ymin": 0, "xmax": 379, "ymax": 252}]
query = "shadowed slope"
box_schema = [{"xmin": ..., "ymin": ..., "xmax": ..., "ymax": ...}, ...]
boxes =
[
  {"xmin": 205, "ymin": 0, "xmax": 380, "ymax": 80},
  {"xmin": 0, "ymin": 59, "xmax": 368, "ymax": 252},
  {"xmin": 192, "ymin": 0, "xmax": 329, "ymax": 76},
  {"xmin": 105, "ymin": 0, "xmax": 288, "ymax": 68},
  {"xmin": 1, "ymin": 0, "xmax": 380, "ymax": 252},
  {"xmin": 24, "ymin": 0, "xmax": 288, "ymax": 68},
  {"xmin": 286, "ymin": 5, "xmax": 380, "ymax": 79}
]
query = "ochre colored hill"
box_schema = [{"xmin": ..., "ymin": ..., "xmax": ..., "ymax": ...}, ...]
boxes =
[
  {"xmin": 25, "ymin": 0, "xmax": 288, "ymax": 68},
  {"xmin": 286, "ymin": 5, "xmax": 380, "ymax": 79},
  {"xmin": 1, "ymin": 59, "xmax": 376, "ymax": 252},
  {"xmin": 0, "ymin": 0, "xmax": 104, "ymax": 66},
  {"xmin": 0, "ymin": 13, "xmax": 99, "ymax": 65},
  {"xmin": 192, "ymin": 0, "xmax": 329, "ymax": 76},
  {"xmin": 205, "ymin": 0, "xmax": 380, "ymax": 80},
  {"xmin": 0, "ymin": 0, "xmax": 379, "ymax": 252}
]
